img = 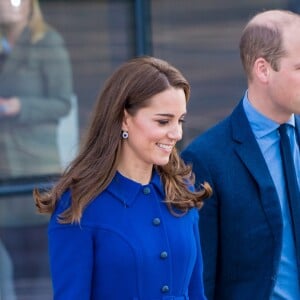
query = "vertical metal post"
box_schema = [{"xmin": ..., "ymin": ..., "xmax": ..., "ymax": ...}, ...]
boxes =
[{"xmin": 133, "ymin": 0, "xmax": 152, "ymax": 56}]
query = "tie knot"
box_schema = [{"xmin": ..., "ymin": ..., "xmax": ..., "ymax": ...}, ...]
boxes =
[{"xmin": 279, "ymin": 123, "xmax": 290, "ymax": 136}]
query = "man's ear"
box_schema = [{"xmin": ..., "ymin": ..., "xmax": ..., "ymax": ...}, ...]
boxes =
[
  {"xmin": 122, "ymin": 109, "xmax": 130, "ymax": 131},
  {"xmin": 253, "ymin": 57, "xmax": 270, "ymax": 83}
]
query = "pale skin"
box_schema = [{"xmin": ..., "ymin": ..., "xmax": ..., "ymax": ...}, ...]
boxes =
[
  {"xmin": 118, "ymin": 87, "xmax": 187, "ymax": 185},
  {"xmin": 247, "ymin": 11, "xmax": 300, "ymax": 124},
  {"xmin": 0, "ymin": 0, "xmax": 31, "ymax": 117}
]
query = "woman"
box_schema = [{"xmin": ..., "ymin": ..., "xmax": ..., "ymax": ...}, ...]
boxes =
[
  {"xmin": 0, "ymin": 0, "xmax": 73, "ymax": 177},
  {"xmin": 34, "ymin": 56, "xmax": 211, "ymax": 299}
]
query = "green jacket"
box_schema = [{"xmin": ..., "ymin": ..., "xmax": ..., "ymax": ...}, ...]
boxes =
[{"xmin": 0, "ymin": 27, "xmax": 73, "ymax": 178}]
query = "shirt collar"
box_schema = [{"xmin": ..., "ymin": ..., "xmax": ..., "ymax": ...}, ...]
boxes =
[
  {"xmin": 106, "ymin": 169, "xmax": 164, "ymax": 207},
  {"xmin": 243, "ymin": 91, "xmax": 295, "ymax": 139}
]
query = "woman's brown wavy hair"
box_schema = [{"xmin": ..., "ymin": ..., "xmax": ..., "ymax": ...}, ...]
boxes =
[{"xmin": 34, "ymin": 56, "xmax": 212, "ymax": 223}]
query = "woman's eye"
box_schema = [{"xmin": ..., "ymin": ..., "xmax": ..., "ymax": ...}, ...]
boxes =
[
  {"xmin": 157, "ymin": 120, "xmax": 169, "ymax": 125},
  {"xmin": 157, "ymin": 119, "xmax": 185, "ymax": 125}
]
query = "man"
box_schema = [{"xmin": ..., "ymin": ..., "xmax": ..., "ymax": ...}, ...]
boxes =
[{"xmin": 181, "ymin": 10, "xmax": 300, "ymax": 300}]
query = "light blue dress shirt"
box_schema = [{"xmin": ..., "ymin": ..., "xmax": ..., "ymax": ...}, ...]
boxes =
[{"xmin": 243, "ymin": 92, "xmax": 300, "ymax": 300}]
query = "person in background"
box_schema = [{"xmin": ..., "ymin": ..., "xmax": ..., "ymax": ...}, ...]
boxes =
[
  {"xmin": 181, "ymin": 9, "xmax": 300, "ymax": 300},
  {"xmin": 34, "ymin": 56, "xmax": 212, "ymax": 299},
  {"xmin": 0, "ymin": 1, "xmax": 73, "ymax": 298},
  {"xmin": 0, "ymin": 0, "xmax": 73, "ymax": 178}
]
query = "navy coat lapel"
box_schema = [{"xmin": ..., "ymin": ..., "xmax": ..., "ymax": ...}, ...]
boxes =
[
  {"xmin": 295, "ymin": 115, "xmax": 300, "ymax": 146},
  {"xmin": 230, "ymin": 102, "xmax": 282, "ymax": 240}
]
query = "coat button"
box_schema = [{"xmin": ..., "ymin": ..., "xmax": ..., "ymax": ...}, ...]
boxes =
[
  {"xmin": 160, "ymin": 251, "xmax": 168, "ymax": 259},
  {"xmin": 152, "ymin": 218, "xmax": 161, "ymax": 226},
  {"xmin": 143, "ymin": 187, "xmax": 151, "ymax": 194},
  {"xmin": 161, "ymin": 285, "xmax": 169, "ymax": 293}
]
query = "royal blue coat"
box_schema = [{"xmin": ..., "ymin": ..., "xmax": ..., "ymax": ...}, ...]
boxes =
[{"xmin": 48, "ymin": 171, "xmax": 206, "ymax": 299}]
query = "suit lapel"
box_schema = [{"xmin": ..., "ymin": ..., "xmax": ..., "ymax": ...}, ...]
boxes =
[
  {"xmin": 295, "ymin": 115, "xmax": 300, "ymax": 146},
  {"xmin": 230, "ymin": 102, "xmax": 282, "ymax": 239}
]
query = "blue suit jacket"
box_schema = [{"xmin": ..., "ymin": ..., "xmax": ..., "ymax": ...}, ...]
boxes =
[{"xmin": 181, "ymin": 101, "xmax": 300, "ymax": 300}]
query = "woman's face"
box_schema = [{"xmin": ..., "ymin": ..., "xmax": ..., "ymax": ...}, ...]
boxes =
[
  {"xmin": 0, "ymin": 0, "xmax": 31, "ymax": 26},
  {"xmin": 121, "ymin": 87, "xmax": 187, "ymax": 171}
]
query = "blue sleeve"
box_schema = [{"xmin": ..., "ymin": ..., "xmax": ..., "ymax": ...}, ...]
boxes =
[
  {"xmin": 182, "ymin": 147, "xmax": 218, "ymax": 300},
  {"xmin": 188, "ymin": 210, "xmax": 207, "ymax": 300},
  {"xmin": 48, "ymin": 192, "xmax": 94, "ymax": 300}
]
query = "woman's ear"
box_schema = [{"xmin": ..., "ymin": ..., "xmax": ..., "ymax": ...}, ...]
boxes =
[{"xmin": 122, "ymin": 109, "xmax": 130, "ymax": 131}]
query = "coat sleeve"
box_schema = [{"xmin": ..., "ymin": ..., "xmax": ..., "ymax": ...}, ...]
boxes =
[
  {"xmin": 18, "ymin": 30, "xmax": 73, "ymax": 124},
  {"xmin": 181, "ymin": 146, "xmax": 219, "ymax": 300},
  {"xmin": 48, "ymin": 194, "xmax": 94, "ymax": 300}
]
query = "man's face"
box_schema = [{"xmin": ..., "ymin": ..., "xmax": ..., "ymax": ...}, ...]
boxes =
[{"xmin": 268, "ymin": 23, "xmax": 300, "ymax": 120}]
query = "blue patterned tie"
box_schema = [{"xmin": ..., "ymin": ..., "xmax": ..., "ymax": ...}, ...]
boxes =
[{"xmin": 279, "ymin": 123, "xmax": 300, "ymax": 267}]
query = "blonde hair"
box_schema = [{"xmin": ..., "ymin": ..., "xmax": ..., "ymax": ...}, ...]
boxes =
[{"xmin": 28, "ymin": 0, "xmax": 48, "ymax": 43}]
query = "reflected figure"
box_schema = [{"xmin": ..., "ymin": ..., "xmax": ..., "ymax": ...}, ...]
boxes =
[
  {"xmin": 0, "ymin": 0, "xmax": 73, "ymax": 178},
  {"xmin": 0, "ymin": 239, "xmax": 16, "ymax": 300},
  {"xmin": 0, "ymin": 0, "xmax": 73, "ymax": 298}
]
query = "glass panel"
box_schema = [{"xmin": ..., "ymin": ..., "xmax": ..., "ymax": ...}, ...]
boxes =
[
  {"xmin": 0, "ymin": 0, "xmax": 73, "ymax": 179},
  {"xmin": 0, "ymin": 0, "xmax": 134, "ymax": 299},
  {"xmin": 0, "ymin": 0, "xmax": 134, "ymax": 180},
  {"xmin": 151, "ymin": 0, "xmax": 290, "ymax": 149}
]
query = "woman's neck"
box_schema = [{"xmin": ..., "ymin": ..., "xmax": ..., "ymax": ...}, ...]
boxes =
[{"xmin": 117, "ymin": 163, "xmax": 153, "ymax": 185}]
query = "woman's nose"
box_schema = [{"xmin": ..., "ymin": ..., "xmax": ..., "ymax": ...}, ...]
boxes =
[{"xmin": 168, "ymin": 124, "xmax": 182, "ymax": 141}]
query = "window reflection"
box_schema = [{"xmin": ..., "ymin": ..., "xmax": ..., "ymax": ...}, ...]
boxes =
[
  {"xmin": 0, "ymin": 0, "xmax": 73, "ymax": 179},
  {"xmin": 0, "ymin": 0, "xmax": 73, "ymax": 299},
  {"xmin": 0, "ymin": 239, "xmax": 15, "ymax": 300}
]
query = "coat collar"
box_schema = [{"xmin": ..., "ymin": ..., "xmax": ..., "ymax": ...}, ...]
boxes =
[{"xmin": 106, "ymin": 169, "xmax": 164, "ymax": 207}]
